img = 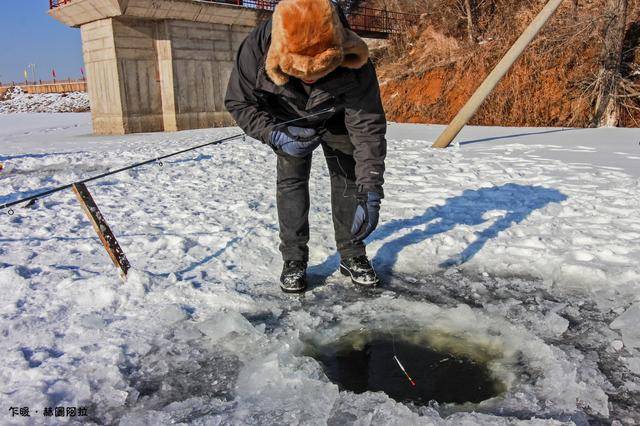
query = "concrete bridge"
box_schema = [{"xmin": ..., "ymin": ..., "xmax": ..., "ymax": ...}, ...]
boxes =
[{"xmin": 49, "ymin": 0, "xmax": 418, "ymax": 135}]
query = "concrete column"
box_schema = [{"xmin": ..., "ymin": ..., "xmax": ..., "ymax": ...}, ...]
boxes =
[
  {"xmin": 156, "ymin": 21, "xmax": 178, "ymax": 132},
  {"xmin": 81, "ymin": 19, "xmax": 126, "ymax": 135},
  {"xmin": 112, "ymin": 18, "xmax": 164, "ymax": 134},
  {"xmin": 160, "ymin": 20, "xmax": 253, "ymax": 131},
  {"xmin": 81, "ymin": 18, "xmax": 163, "ymax": 135}
]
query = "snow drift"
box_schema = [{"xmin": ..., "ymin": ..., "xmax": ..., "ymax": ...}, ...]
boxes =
[{"xmin": 0, "ymin": 87, "xmax": 89, "ymax": 114}]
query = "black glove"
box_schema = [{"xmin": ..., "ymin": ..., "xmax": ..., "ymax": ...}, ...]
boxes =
[
  {"xmin": 269, "ymin": 126, "xmax": 322, "ymax": 157},
  {"xmin": 351, "ymin": 192, "xmax": 382, "ymax": 242}
]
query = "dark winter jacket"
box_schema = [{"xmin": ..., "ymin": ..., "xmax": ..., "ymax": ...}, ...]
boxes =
[{"xmin": 224, "ymin": 19, "xmax": 387, "ymax": 196}]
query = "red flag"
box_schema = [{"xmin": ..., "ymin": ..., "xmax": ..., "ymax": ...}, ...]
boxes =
[{"xmin": 52, "ymin": 69, "xmax": 57, "ymax": 78}]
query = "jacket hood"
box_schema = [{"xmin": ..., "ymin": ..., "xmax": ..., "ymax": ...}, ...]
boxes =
[{"xmin": 266, "ymin": 0, "xmax": 369, "ymax": 86}]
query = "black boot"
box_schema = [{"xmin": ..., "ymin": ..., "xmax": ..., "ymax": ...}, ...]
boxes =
[
  {"xmin": 280, "ymin": 260, "xmax": 308, "ymax": 293},
  {"xmin": 340, "ymin": 255, "xmax": 380, "ymax": 287}
]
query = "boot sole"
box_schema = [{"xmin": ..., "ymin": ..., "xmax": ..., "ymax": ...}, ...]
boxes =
[
  {"xmin": 280, "ymin": 276, "xmax": 308, "ymax": 294},
  {"xmin": 280, "ymin": 285, "xmax": 306, "ymax": 294},
  {"xmin": 339, "ymin": 264, "xmax": 380, "ymax": 287}
]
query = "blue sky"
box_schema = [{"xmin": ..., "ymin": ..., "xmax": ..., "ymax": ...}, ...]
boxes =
[{"xmin": 0, "ymin": 2, "xmax": 83, "ymax": 84}]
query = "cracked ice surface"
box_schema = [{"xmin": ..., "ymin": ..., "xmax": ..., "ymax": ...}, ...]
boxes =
[{"xmin": 0, "ymin": 114, "xmax": 639, "ymax": 424}]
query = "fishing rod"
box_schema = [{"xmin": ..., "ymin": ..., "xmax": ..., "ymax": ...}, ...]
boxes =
[{"xmin": 0, "ymin": 107, "xmax": 335, "ymax": 214}]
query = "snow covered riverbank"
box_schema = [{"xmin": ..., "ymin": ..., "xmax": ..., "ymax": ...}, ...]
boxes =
[
  {"xmin": 0, "ymin": 87, "xmax": 89, "ymax": 114},
  {"xmin": 0, "ymin": 114, "xmax": 639, "ymax": 424}
]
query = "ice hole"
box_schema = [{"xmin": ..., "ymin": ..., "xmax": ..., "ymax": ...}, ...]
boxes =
[{"xmin": 304, "ymin": 330, "xmax": 505, "ymax": 407}]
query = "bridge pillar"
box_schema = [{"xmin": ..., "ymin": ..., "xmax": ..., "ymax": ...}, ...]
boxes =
[
  {"xmin": 50, "ymin": 0, "xmax": 261, "ymax": 135},
  {"xmin": 155, "ymin": 20, "xmax": 247, "ymax": 132},
  {"xmin": 82, "ymin": 18, "xmax": 164, "ymax": 134}
]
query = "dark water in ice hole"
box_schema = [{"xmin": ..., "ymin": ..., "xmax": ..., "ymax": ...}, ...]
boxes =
[{"xmin": 307, "ymin": 335, "xmax": 503, "ymax": 406}]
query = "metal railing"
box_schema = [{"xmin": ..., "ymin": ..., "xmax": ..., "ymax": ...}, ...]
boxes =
[
  {"xmin": 49, "ymin": 0, "xmax": 419, "ymax": 36},
  {"xmin": 347, "ymin": 7, "xmax": 419, "ymax": 35},
  {"xmin": 196, "ymin": 0, "xmax": 419, "ymax": 36},
  {"xmin": 49, "ymin": 0, "xmax": 72, "ymax": 8},
  {"xmin": 49, "ymin": 0, "xmax": 281, "ymax": 10},
  {"xmin": 205, "ymin": 0, "xmax": 278, "ymax": 10}
]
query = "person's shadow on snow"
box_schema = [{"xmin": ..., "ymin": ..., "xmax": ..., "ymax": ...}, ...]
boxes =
[{"xmin": 308, "ymin": 183, "xmax": 567, "ymax": 284}]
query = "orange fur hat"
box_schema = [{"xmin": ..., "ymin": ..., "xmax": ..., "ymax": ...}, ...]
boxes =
[{"xmin": 266, "ymin": 0, "xmax": 370, "ymax": 85}]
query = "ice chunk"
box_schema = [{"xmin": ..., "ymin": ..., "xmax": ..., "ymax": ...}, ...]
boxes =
[
  {"xmin": 234, "ymin": 351, "xmax": 339, "ymax": 424},
  {"xmin": 154, "ymin": 305, "xmax": 187, "ymax": 324},
  {"xmin": 611, "ymin": 340, "xmax": 624, "ymax": 351},
  {"xmin": 328, "ymin": 391, "xmax": 422, "ymax": 425},
  {"xmin": 610, "ymin": 303, "xmax": 640, "ymax": 349},
  {"xmin": 196, "ymin": 311, "xmax": 262, "ymax": 341},
  {"xmin": 118, "ymin": 410, "xmax": 173, "ymax": 426},
  {"xmin": 625, "ymin": 381, "xmax": 640, "ymax": 392},
  {"xmin": 623, "ymin": 357, "xmax": 640, "ymax": 375},
  {"xmin": 543, "ymin": 312, "xmax": 569, "ymax": 336}
]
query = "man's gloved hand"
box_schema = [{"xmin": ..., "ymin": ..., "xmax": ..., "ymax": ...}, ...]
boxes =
[
  {"xmin": 351, "ymin": 192, "xmax": 382, "ymax": 242},
  {"xmin": 269, "ymin": 126, "xmax": 321, "ymax": 158}
]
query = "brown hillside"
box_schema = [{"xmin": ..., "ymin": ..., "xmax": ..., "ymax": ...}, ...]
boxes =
[{"xmin": 374, "ymin": 0, "xmax": 640, "ymax": 127}]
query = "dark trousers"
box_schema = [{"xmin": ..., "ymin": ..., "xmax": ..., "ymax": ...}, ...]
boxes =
[{"xmin": 276, "ymin": 140, "xmax": 365, "ymax": 262}]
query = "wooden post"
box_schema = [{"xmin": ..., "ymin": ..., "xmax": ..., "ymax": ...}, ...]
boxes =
[{"xmin": 72, "ymin": 183, "xmax": 131, "ymax": 279}]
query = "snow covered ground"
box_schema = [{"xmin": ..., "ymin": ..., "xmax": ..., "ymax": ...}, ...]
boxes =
[
  {"xmin": 0, "ymin": 87, "xmax": 89, "ymax": 114},
  {"xmin": 0, "ymin": 113, "xmax": 639, "ymax": 425}
]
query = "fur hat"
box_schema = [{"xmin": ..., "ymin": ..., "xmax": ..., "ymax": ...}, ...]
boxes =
[{"xmin": 266, "ymin": 0, "xmax": 370, "ymax": 86}]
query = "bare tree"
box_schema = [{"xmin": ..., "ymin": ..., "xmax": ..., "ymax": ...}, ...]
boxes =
[
  {"xmin": 455, "ymin": 0, "xmax": 486, "ymax": 43},
  {"xmin": 593, "ymin": 0, "xmax": 628, "ymax": 127},
  {"xmin": 464, "ymin": 0, "xmax": 477, "ymax": 42}
]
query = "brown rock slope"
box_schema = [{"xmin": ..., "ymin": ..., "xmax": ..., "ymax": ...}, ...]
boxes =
[{"xmin": 374, "ymin": 0, "xmax": 640, "ymax": 127}]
